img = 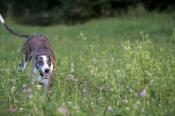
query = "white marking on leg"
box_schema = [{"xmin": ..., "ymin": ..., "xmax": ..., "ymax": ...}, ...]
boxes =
[
  {"xmin": 17, "ymin": 61, "xmax": 28, "ymax": 73},
  {"xmin": 22, "ymin": 62, "xmax": 28, "ymax": 71}
]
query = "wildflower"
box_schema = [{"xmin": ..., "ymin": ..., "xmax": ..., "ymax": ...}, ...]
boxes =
[
  {"xmin": 107, "ymin": 105, "xmax": 113, "ymax": 112},
  {"xmin": 82, "ymin": 81, "xmax": 88, "ymax": 96},
  {"xmin": 82, "ymin": 88, "xmax": 87, "ymax": 93},
  {"xmin": 140, "ymin": 89, "xmax": 148, "ymax": 97},
  {"xmin": 98, "ymin": 85, "xmax": 105, "ymax": 92},
  {"xmin": 22, "ymin": 85, "xmax": 32, "ymax": 93},
  {"xmin": 126, "ymin": 107, "xmax": 130, "ymax": 110},
  {"xmin": 109, "ymin": 87, "xmax": 114, "ymax": 92},
  {"xmin": 129, "ymin": 88, "xmax": 133, "ymax": 93},
  {"xmin": 36, "ymin": 85, "xmax": 42, "ymax": 90},
  {"xmin": 122, "ymin": 99, "xmax": 128, "ymax": 106},
  {"xmin": 28, "ymin": 94, "xmax": 33, "ymax": 99},
  {"xmin": 67, "ymin": 101, "xmax": 72, "ymax": 105},
  {"xmin": 19, "ymin": 107, "xmax": 24, "ymax": 112},
  {"xmin": 11, "ymin": 86, "xmax": 16, "ymax": 93},
  {"xmin": 65, "ymin": 74, "xmax": 78, "ymax": 82},
  {"xmin": 57, "ymin": 106, "xmax": 68, "ymax": 116},
  {"xmin": 71, "ymin": 62, "xmax": 74, "ymax": 73},
  {"xmin": 8, "ymin": 107, "xmax": 17, "ymax": 113}
]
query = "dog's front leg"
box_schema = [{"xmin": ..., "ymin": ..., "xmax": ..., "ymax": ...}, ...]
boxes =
[
  {"xmin": 17, "ymin": 54, "xmax": 28, "ymax": 73},
  {"xmin": 37, "ymin": 76, "xmax": 47, "ymax": 95},
  {"xmin": 38, "ymin": 76, "xmax": 49, "ymax": 96},
  {"xmin": 44, "ymin": 74, "xmax": 54, "ymax": 96},
  {"xmin": 17, "ymin": 61, "xmax": 28, "ymax": 73},
  {"xmin": 44, "ymin": 81, "xmax": 49, "ymax": 96}
]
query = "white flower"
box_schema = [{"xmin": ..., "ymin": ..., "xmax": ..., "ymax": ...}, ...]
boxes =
[
  {"xmin": 28, "ymin": 94, "xmax": 33, "ymax": 99},
  {"xmin": 98, "ymin": 85, "xmax": 105, "ymax": 91},
  {"xmin": 71, "ymin": 62, "xmax": 74, "ymax": 73},
  {"xmin": 11, "ymin": 86, "xmax": 16, "ymax": 93},
  {"xmin": 65, "ymin": 74, "xmax": 78, "ymax": 82},
  {"xmin": 68, "ymin": 101, "xmax": 72, "ymax": 105},
  {"xmin": 122, "ymin": 99, "xmax": 128, "ymax": 106},
  {"xmin": 22, "ymin": 86, "xmax": 32, "ymax": 93},
  {"xmin": 19, "ymin": 107, "xmax": 24, "ymax": 112},
  {"xmin": 107, "ymin": 105, "xmax": 113, "ymax": 112},
  {"xmin": 36, "ymin": 85, "xmax": 42, "ymax": 90}
]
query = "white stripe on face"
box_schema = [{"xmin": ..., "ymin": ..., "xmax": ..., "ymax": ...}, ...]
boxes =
[{"xmin": 40, "ymin": 55, "xmax": 49, "ymax": 73}]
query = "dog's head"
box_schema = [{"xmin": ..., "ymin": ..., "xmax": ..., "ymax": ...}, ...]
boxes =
[{"xmin": 35, "ymin": 55, "xmax": 53, "ymax": 79}]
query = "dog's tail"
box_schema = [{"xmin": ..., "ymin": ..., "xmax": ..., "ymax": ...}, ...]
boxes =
[{"xmin": 0, "ymin": 14, "xmax": 29, "ymax": 38}]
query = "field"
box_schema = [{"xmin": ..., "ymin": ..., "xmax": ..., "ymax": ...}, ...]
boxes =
[{"xmin": 0, "ymin": 13, "xmax": 175, "ymax": 116}]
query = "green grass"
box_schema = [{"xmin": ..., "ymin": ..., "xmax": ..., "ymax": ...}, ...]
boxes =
[{"xmin": 0, "ymin": 13, "xmax": 175, "ymax": 116}]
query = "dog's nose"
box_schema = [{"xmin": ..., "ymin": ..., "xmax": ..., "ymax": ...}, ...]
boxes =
[{"xmin": 45, "ymin": 69, "xmax": 49, "ymax": 73}]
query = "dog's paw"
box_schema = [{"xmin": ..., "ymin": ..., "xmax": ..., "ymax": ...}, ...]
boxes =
[{"xmin": 17, "ymin": 64, "xmax": 23, "ymax": 73}]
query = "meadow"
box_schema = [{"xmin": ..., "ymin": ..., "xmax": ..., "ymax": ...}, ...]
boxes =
[{"xmin": 0, "ymin": 13, "xmax": 175, "ymax": 116}]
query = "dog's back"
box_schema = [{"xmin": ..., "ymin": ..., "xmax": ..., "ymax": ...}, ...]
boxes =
[
  {"xmin": 27, "ymin": 35, "xmax": 52, "ymax": 51},
  {"xmin": 23, "ymin": 35, "xmax": 55, "ymax": 63}
]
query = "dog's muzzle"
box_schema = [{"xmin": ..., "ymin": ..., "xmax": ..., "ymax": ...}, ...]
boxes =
[{"xmin": 36, "ymin": 65, "xmax": 50, "ymax": 79}]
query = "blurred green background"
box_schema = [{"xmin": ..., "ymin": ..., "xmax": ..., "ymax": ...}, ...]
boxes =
[{"xmin": 0, "ymin": 0, "xmax": 175, "ymax": 25}]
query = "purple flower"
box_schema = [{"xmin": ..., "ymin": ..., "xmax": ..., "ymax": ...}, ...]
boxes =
[
  {"xmin": 8, "ymin": 108, "xmax": 17, "ymax": 113},
  {"xmin": 58, "ymin": 106, "xmax": 68, "ymax": 116},
  {"xmin": 140, "ymin": 89, "xmax": 148, "ymax": 97}
]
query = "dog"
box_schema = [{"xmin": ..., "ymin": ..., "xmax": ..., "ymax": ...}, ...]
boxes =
[{"xmin": 0, "ymin": 14, "xmax": 56, "ymax": 95}]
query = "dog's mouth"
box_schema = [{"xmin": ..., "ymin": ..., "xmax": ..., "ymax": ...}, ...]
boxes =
[
  {"xmin": 40, "ymin": 72, "xmax": 49, "ymax": 79},
  {"xmin": 40, "ymin": 72, "xmax": 44, "ymax": 76}
]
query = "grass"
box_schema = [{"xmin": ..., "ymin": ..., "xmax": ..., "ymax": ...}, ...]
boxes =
[{"xmin": 0, "ymin": 13, "xmax": 175, "ymax": 116}]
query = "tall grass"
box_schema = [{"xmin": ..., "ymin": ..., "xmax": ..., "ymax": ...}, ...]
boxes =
[{"xmin": 0, "ymin": 13, "xmax": 175, "ymax": 115}]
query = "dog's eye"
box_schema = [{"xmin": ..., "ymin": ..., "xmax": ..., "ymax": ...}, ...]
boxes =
[{"xmin": 38, "ymin": 61, "xmax": 43, "ymax": 65}]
